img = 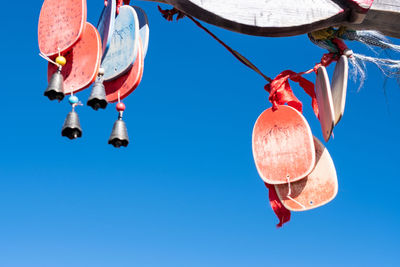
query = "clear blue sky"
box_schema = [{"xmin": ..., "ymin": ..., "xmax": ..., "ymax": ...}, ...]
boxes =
[{"xmin": 0, "ymin": 1, "xmax": 399, "ymax": 266}]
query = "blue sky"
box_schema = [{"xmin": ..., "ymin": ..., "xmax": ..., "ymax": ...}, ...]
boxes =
[{"xmin": 0, "ymin": 1, "xmax": 399, "ymax": 266}]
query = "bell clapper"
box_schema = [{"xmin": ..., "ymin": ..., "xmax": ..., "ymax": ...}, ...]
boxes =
[
  {"xmin": 87, "ymin": 67, "xmax": 108, "ymax": 110},
  {"xmin": 108, "ymin": 100, "xmax": 129, "ymax": 148}
]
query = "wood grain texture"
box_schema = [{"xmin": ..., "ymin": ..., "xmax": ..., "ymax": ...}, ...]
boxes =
[
  {"xmin": 315, "ymin": 66, "xmax": 335, "ymax": 142},
  {"xmin": 139, "ymin": 0, "xmax": 400, "ymax": 38},
  {"xmin": 252, "ymin": 106, "xmax": 315, "ymax": 184},
  {"xmin": 47, "ymin": 23, "xmax": 102, "ymax": 95},
  {"xmin": 275, "ymin": 137, "xmax": 338, "ymax": 211},
  {"xmin": 97, "ymin": 0, "xmax": 116, "ymax": 56},
  {"xmin": 101, "ymin": 5, "xmax": 139, "ymax": 81},
  {"xmin": 343, "ymin": 0, "xmax": 400, "ymax": 38},
  {"xmin": 104, "ymin": 39, "xmax": 144, "ymax": 102},
  {"xmin": 38, "ymin": 0, "xmax": 86, "ymax": 56},
  {"xmin": 331, "ymin": 55, "xmax": 348, "ymax": 126},
  {"xmin": 133, "ymin": 6, "xmax": 150, "ymax": 58}
]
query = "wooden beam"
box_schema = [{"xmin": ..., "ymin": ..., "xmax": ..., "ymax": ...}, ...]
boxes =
[{"xmin": 138, "ymin": 0, "xmax": 400, "ymax": 38}]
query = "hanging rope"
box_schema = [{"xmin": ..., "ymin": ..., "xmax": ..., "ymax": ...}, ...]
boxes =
[
  {"xmin": 158, "ymin": 6, "xmax": 272, "ymax": 83},
  {"xmin": 157, "ymin": 6, "xmax": 329, "ymax": 118}
]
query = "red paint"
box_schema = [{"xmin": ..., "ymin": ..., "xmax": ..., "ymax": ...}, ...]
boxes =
[
  {"xmin": 275, "ymin": 137, "xmax": 338, "ymax": 211},
  {"xmin": 104, "ymin": 39, "xmax": 144, "ymax": 103},
  {"xmin": 38, "ymin": 0, "xmax": 86, "ymax": 57},
  {"xmin": 252, "ymin": 105, "xmax": 315, "ymax": 184},
  {"xmin": 47, "ymin": 23, "xmax": 102, "ymax": 95}
]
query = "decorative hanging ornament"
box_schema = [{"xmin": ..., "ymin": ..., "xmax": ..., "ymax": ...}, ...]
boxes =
[
  {"xmin": 103, "ymin": 5, "xmax": 146, "ymax": 102},
  {"xmin": 97, "ymin": 0, "xmax": 116, "ymax": 57},
  {"xmin": 315, "ymin": 66, "xmax": 335, "ymax": 142},
  {"xmin": 252, "ymin": 105, "xmax": 315, "ymax": 185},
  {"xmin": 133, "ymin": 6, "xmax": 150, "ymax": 58},
  {"xmin": 44, "ymin": 56, "xmax": 66, "ymax": 101},
  {"xmin": 86, "ymin": 0, "xmax": 117, "ymax": 111},
  {"xmin": 61, "ymin": 95, "xmax": 83, "ymax": 139},
  {"xmin": 101, "ymin": 5, "xmax": 139, "ymax": 81},
  {"xmin": 47, "ymin": 22, "xmax": 102, "ymax": 96},
  {"xmin": 108, "ymin": 102, "xmax": 129, "ymax": 147},
  {"xmin": 104, "ymin": 38, "xmax": 144, "ymax": 102},
  {"xmin": 331, "ymin": 54, "xmax": 349, "ymax": 126},
  {"xmin": 102, "ymin": 3, "xmax": 146, "ymax": 147},
  {"xmin": 275, "ymin": 136, "xmax": 338, "ymax": 211},
  {"xmin": 38, "ymin": 0, "xmax": 87, "ymax": 57},
  {"xmin": 87, "ymin": 68, "xmax": 108, "ymax": 110}
]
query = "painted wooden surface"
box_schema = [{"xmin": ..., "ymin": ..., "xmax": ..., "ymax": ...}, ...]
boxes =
[
  {"xmin": 140, "ymin": 0, "xmax": 400, "ymax": 38},
  {"xmin": 101, "ymin": 5, "xmax": 139, "ymax": 81},
  {"xmin": 97, "ymin": 0, "xmax": 116, "ymax": 57},
  {"xmin": 47, "ymin": 23, "xmax": 102, "ymax": 95},
  {"xmin": 331, "ymin": 55, "xmax": 348, "ymax": 125},
  {"xmin": 133, "ymin": 6, "xmax": 150, "ymax": 58},
  {"xmin": 315, "ymin": 66, "xmax": 335, "ymax": 142},
  {"xmin": 104, "ymin": 39, "xmax": 144, "ymax": 102},
  {"xmin": 275, "ymin": 137, "xmax": 338, "ymax": 211},
  {"xmin": 38, "ymin": 0, "xmax": 87, "ymax": 56},
  {"xmin": 252, "ymin": 105, "xmax": 315, "ymax": 184}
]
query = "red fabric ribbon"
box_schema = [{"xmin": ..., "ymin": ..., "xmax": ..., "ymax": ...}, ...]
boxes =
[
  {"xmin": 265, "ymin": 70, "xmax": 319, "ymax": 118},
  {"xmin": 262, "ymin": 68, "xmax": 325, "ymax": 227},
  {"xmin": 264, "ymin": 183, "xmax": 291, "ymax": 228}
]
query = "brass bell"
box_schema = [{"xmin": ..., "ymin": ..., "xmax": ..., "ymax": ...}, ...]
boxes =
[
  {"xmin": 45, "ymin": 68, "xmax": 65, "ymax": 101},
  {"xmin": 61, "ymin": 110, "xmax": 82, "ymax": 140},
  {"xmin": 108, "ymin": 117, "xmax": 129, "ymax": 148}
]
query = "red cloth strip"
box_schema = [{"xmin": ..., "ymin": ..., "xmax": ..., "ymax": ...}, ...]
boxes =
[
  {"xmin": 265, "ymin": 70, "xmax": 319, "ymax": 118},
  {"xmin": 264, "ymin": 183, "xmax": 291, "ymax": 228}
]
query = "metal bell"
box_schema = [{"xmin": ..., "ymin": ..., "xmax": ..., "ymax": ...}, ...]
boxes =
[
  {"xmin": 87, "ymin": 78, "xmax": 108, "ymax": 110},
  {"xmin": 61, "ymin": 111, "xmax": 82, "ymax": 140},
  {"xmin": 108, "ymin": 118, "xmax": 129, "ymax": 148},
  {"xmin": 44, "ymin": 68, "xmax": 65, "ymax": 101}
]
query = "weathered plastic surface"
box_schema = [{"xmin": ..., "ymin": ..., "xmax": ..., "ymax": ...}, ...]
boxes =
[
  {"xmin": 38, "ymin": 0, "xmax": 87, "ymax": 56},
  {"xmin": 275, "ymin": 137, "xmax": 338, "ymax": 211},
  {"xmin": 104, "ymin": 39, "xmax": 144, "ymax": 102},
  {"xmin": 101, "ymin": 5, "xmax": 139, "ymax": 81},
  {"xmin": 47, "ymin": 23, "xmax": 102, "ymax": 94},
  {"xmin": 97, "ymin": 0, "xmax": 116, "ymax": 57},
  {"xmin": 252, "ymin": 105, "xmax": 315, "ymax": 184},
  {"xmin": 133, "ymin": 6, "xmax": 150, "ymax": 58},
  {"xmin": 316, "ymin": 66, "xmax": 335, "ymax": 142},
  {"xmin": 331, "ymin": 55, "xmax": 348, "ymax": 126}
]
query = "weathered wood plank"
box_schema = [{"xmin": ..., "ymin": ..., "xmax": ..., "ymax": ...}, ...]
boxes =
[
  {"xmin": 344, "ymin": 0, "xmax": 400, "ymax": 38},
  {"xmin": 138, "ymin": 0, "xmax": 400, "ymax": 38}
]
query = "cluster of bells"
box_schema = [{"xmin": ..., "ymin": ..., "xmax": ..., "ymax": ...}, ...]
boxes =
[{"xmin": 44, "ymin": 56, "xmax": 129, "ymax": 148}]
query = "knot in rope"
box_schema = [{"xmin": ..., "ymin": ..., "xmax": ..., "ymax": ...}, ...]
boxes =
[{"xmin": 157, "ymin": 6, "xmax": 185, "ymax": 21}]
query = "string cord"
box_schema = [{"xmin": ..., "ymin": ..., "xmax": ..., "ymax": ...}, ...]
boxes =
[
  {"xmin": 157, "ymin": 6, "xmax": 339, "ymax": 87},
  {"xmin": 184, "ymin": 14, "xmax": 273, "ymax": 83},
  {"xmin": 286, "ymin": 176, "xmax": 306, "ymax": 210},
  {"xmin": 158, "ymin": 6, "xmax": 272, "ymax": 82},
  {"xmin": 39, "ymin": 53, "xmax": 61, "ymax": 68}
]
